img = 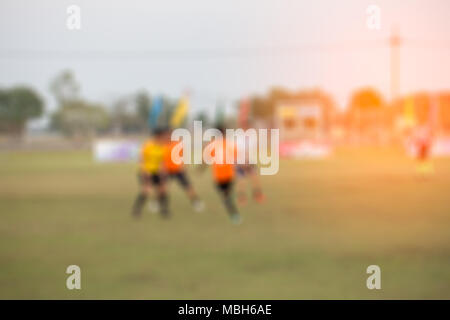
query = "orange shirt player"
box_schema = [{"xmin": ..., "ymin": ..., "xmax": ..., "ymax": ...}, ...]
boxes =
[
  {"xmin": 164, "ymin": 136, "xmax": 204, "ymax": 212},
  {"xmin": 205, "ymin": 126, "xmax": 242, "ymax": 225}
]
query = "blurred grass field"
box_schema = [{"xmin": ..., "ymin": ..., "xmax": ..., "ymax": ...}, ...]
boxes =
[{"xmin": 0, "ymin": 147, "xmax": 449, "ymax": 299}]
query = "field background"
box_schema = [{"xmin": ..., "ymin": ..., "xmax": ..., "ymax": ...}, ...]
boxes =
[{"xmin": 0, "ymin": 148, "xmax": 449, "ymax": 299}]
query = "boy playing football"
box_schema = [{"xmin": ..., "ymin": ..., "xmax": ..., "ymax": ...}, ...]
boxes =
[
  {"xmin": 164, "ymin": 132, "xmax": 204, "ymax": 212},
  {"xmin": 131, "ymin": 127, "xmax": 170, "ymax": 218},
  {"xmin": 204, "ymin": 126, "xmax": 242, "ymax": 224}
]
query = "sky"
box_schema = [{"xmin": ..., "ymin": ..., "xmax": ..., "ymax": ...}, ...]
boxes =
[{"xmin": 1, "ymin": 0, "xmax": 450, "ymax": 126}]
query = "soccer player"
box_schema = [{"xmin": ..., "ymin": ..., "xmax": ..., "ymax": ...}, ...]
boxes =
[
  {"xmin": 414, "ymin": 126, "xmax": 434, "ymax": 177},
  {"xmin": 131, "ymin": 127, "xmax": 169, "ymax": 218},
  {"xmin": 164, "ymin": 133, "xmax": 205, "ymax": 212},
  {"xmin": 205, "ymin": 126, "xmax": 242, "ymax": 224},
  {"xmin": 235, "ymin": 127, "xmax": 265, "ymax": 205}
]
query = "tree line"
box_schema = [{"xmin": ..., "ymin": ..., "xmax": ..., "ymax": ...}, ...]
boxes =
[{"xmin": 2, "ymin": 69, "xmax": 449, "ymax": 141}]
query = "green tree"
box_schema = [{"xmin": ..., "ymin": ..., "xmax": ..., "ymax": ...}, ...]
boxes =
[
  {"xmin": 50, "ymin": 70, "xmax": 111, "ymax": 138},
  {"xmin": 49, "ymin": 70, "xmax": 80, "ymax": 105},
  {"xmin": 193, "ymin": 110, "xmax": 210, "ymax": 128},
  {"xmin": 51, "ymin": 101, "xmax": 110, "ymax": 138},
  {"xmin": 0, "ymin": 87, "xmax": 44, "ymax": 137},
  {"xmin": 111, "ymin": 97, "xmax": 145, "ymax": 134},
  {"xmin": 135, "ymin": 91, "xmax": 152, "ymax": 130},
  {"xmin": 159, "ymin": 97, "xmax": 176, "ymax": 128}
]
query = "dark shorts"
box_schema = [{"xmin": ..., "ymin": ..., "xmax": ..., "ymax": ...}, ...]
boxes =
[
  {"xmin": 236, "ymin": 164, "xmax": 256, "ymax": 177},
  {"xmin": 216, "ymin": 180, "xmax": 233, "ymax": 195},
  {"xmin": 139, "ymin": 172, "xmax": 164, "ymax": 186},
  {"xmin": 168, "ymin": 171, "xmax": 191, "ymax": 188}
]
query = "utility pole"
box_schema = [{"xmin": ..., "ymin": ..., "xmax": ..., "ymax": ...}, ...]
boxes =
[{"xmin": 389, "ymin": 28, "xmax": 401, "ymax": 101}]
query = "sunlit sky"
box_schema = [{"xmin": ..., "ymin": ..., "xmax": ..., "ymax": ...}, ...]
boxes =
[{"xmin": 1, "ymin": 0, "xmax": 449, "ymax": 124}]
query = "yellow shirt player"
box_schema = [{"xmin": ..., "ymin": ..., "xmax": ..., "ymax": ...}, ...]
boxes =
[
  {"xmin": 140, "ymin": 139, "xmax": 167, "ymax": 176},
  {"xmin": 132, "ymin": 128, "xmax": 169, "ymax": 218}
]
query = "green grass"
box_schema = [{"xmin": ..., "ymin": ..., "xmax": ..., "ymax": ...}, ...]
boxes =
[{"xmin": 0, "ymin": 148, "xmax": 449, "ymax": 299}]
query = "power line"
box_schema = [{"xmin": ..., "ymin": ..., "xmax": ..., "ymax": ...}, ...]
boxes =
[{"xmin": 3, "ymin": 39, "xmax": 449, "ymax": 61}]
